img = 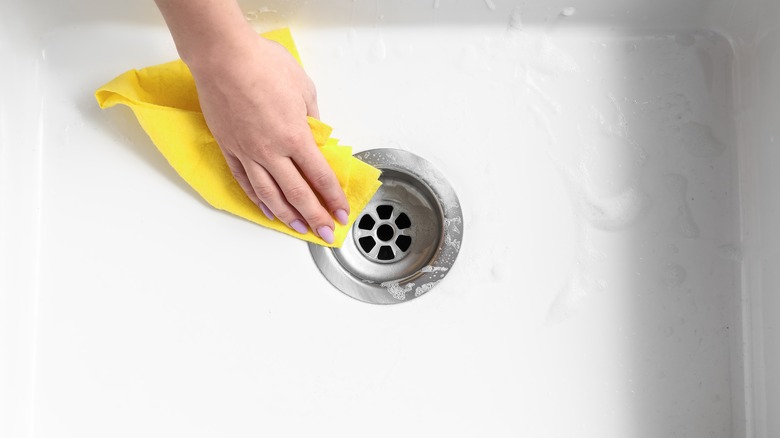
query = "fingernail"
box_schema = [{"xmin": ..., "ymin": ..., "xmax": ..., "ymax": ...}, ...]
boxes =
[
  {"xmin": 317, "ymin": 226, "xmax": 335, "ymax": 244},
  {"xmin": 334, "ymin": 209, "xmax": 349, "ymax": 225},
  {"xmin": 259, "ymin": 203, "xmax": 274, "ymax": 220},
  {"xmin": 290, "ymin": 219, "xmax": 308, "ymax": 234}
]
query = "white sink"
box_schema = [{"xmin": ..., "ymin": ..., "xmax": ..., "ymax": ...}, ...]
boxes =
[{"xmin": 1, "ymin": 0, "xmax": 778, "ymax": 437}]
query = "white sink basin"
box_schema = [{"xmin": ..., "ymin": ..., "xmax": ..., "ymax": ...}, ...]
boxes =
[{"xmin": 2, "ymin": 0, "xmax": 778, "ymax": 437}]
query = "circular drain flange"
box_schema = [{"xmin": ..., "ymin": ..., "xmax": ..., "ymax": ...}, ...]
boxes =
[{"xmin": 309, "ymin": 148, "xmax": 463, "ymax": 304}]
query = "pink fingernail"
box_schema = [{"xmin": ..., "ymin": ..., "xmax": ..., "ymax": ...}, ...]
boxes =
[
  {"xmin": 334, "ymin": 209, "xmax": 349, "ymax": 225},
  {"xmin": 290, "ymin": 220, "xmax": 308, "ymax": 234},
  {"xmin": 259, "ymin": 203, "xmax": 274, "ymax": 220},
  {"xmin": 317, "ymin": 226, "xmax": 335, "ymax": 244}
]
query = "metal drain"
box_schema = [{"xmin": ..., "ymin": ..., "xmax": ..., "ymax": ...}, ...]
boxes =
[{"xmin": 309, "ymin": 148, "xmax": 463, "ymax": 304}]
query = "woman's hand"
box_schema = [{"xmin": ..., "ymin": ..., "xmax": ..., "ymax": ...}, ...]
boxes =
[{"xmin": 154, "ymin": 0, "xmax": 348, "ymax": 243}]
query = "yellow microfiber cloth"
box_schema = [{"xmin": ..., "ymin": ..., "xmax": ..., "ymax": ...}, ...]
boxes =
[{"xmin": 94, "ymin": 28, "xmax": 382, "ymax": 247}]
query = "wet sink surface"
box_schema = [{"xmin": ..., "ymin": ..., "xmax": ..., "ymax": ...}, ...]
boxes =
[{"xmin": 1, "ymin": 1, "xmax": 771, "ymax": 437}]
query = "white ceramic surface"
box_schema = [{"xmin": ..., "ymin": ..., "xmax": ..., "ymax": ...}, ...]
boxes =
[{"xmin": 1, "ymin": 0, "xmax": 778, "ymax": 437}]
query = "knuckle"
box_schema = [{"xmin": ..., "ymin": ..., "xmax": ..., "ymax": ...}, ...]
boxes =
[
  {"xmin": 308, "ymin": 169, "xmax": 334, "ymax": 191},
  {"xmin": 252, "ymin": 183, "xmax": 277, "ymax": 201},
  {"xmin": 247, "ymin": 144, "xmax": 273, "ymax": 162},
  {"xmin": 281, "ymin": 130, "xmax": 309, "ymax": 151},
  {"xmin": 230, "ymin": 168, "xmax": 248, "ymax": 183},
  {"xmin": 302, "ymin": 210, "xmax": 330, "ymax": 229},
  {"xmin": 274, "ymin": 209, "xmax": 299, "ymax": 225},
  {"xmin": 224, "ymin": 159, "xmax": 244, "ymax": 177},
  {"xmin": 285, "ymin": 184, "xmax": 311, "ymax": 205},
  {"xmin": 311, "ymin": 177, "xmax": 343, "ymax": 206}
]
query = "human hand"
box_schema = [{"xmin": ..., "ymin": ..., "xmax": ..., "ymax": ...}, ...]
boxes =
[
  {"xmin": 189, "ymin": 35, "xmax": 348, "ymax": 243},
  {"xmin": 154, "ymin": 0, "xmax": 348, "ymax": 244}
]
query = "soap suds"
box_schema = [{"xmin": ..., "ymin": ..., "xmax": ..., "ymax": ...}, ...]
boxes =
[
  {"xmin": 415, "ymin": 280, "xmax": 442, "ymax": 297},
  {"xmin": 380, "ymin": 281, "xmax": 414, "ymax": 300}
]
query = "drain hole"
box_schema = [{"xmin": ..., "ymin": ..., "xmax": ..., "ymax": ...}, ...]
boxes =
[
  {"xmin": 377, "ymin": 245, "xmax": 395, "ymax": 260},
  {"xmin": 395, "ymin": 212, "xmax": 411, "ymax": 229},
  {"xmin": 376, "ymin": 224, "xmax": 394, "ymax": 242},
  {"xmin": 353, "ymin": 203, "xmax": 415, "ymax": 263},
  {"xmin": 358, "ymin": 215, "xmax": 376, "ymax": 230},
  {"xmin": 376, "ymin": 205, "xmax": 393, "ymax": 220},
  {"xmin": 358, "ymin": 236, "xmax": 376, "ymax": 253},
  {"xmin": 396, "ymin": 235, "xmax": 412, "ymax": 252}
]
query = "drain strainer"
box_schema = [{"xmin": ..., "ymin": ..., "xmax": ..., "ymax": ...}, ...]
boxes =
[{"xmin": 309, "ymin": 148, "xmax": 463, "ymax": 304}]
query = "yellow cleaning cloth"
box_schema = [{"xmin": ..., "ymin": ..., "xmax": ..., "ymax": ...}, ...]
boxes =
[{"xmin": 95, "ymin": 28, "xmax": 382, "ymax": 247}]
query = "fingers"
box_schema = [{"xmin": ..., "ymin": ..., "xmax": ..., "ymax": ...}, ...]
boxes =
[
  {"xmin": 291, "ymin": 145, "xmax": 350, "ymax": 224},
  {"xmin": 240, "ymin": 156, "xmax": 337, "ymax": 244},
  {"xmin": 241, "ymin": 158, "xmax": 310, "ymax": 235},
  {"xmin": 265, "ymin": 157, "xmax": 339, "ymax": 243},
  {"xmin": 223, "ymin": 150, "xmax": 274, "ymax": 220},
  {"xmin": 220, "ymin": 110, "xmax": 347, "ymax": 245}
]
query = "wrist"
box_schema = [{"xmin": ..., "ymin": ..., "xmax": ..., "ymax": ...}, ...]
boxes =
[
  {"xmin": 155, "ymin": 0, "xmax": 256, "ymax": 72},
  {"xmin": 179, "ymin": 25, "xmax": 257, "ymax": 73}
]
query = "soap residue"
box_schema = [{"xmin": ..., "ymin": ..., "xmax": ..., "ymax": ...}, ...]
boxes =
[
  {"xmin": 444, "ymin": 216, "xmax": 462, "ymax": 233},
  {"xmin": 547, "ymin": 258, "xmax": 606, "ymax": 323},
  {"xmin": 665, "ymin": 173, "xmax": 700, "ymax": 238},
  {"xmin": 538, "ymin": 36, "xmax": 580, "ymax": 76},
  {"xmin": 380, "ymin": 281, "xmax": 414, "ymax": 300},
  {"xmin": 531, "ymin": 80, "xmax": 651, "ymax": 322},
  {"xmin": 507, "ymin": 7, "xmax": 523, "ymax": 32},
  {"xmin": 561, "ymin": 7, "xmax": 576, "ymax": 17},
  {"xmin": 244, "ymin": 6, "xmax": 277, "ymax": 21},
  {"xmin": 555, "ymin": 105, "xmax": 651, "ymax": 232},
  {"xmin": 415, "ymin": 280, "xmax": 442, "ymax": 297},
  {"xmin": 717, "ymin": 243, "xmax": 743, "ymax": 261}
]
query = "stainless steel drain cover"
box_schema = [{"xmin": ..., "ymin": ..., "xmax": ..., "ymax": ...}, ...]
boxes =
[{"xmin": 309, "ymin": 148, "xmax": 463, "ymax": 304}]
